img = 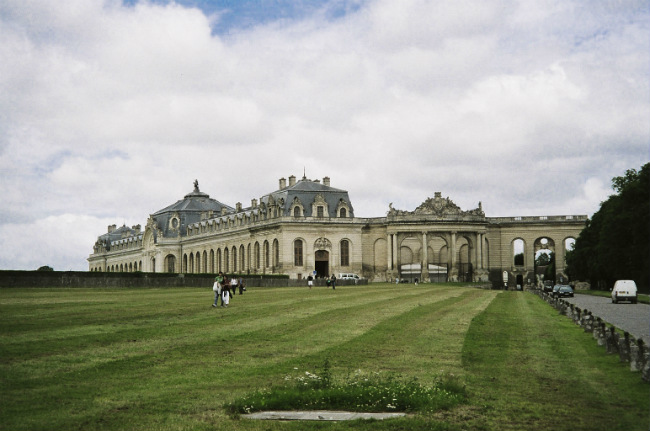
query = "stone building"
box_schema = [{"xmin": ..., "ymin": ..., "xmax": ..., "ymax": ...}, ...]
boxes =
[{"xmin": 88, "ymin": 175, "xmax": 587, "ymax": 287}]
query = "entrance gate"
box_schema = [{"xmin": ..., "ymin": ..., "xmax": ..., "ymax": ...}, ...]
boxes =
[{"xmin": 315, "ymin": 250, "xmax": 329, "ymax": 278}]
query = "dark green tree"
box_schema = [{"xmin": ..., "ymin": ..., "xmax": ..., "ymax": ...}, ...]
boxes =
[
  {"xmin": 37, "ymin": 265, "xmax": 54, "ymax": 271},
  {"xmin": 566, "ymin": 163, "xmax": 649, "ymax": 291}
]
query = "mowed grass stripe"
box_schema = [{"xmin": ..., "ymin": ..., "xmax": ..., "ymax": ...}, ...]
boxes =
[
  {"xmin": 460, "ymin": 291, "xmax": 649, "ymax": 431},
  {"xmin": 1, "ymin": 286, "xmax": 467, "ymax": 385}
]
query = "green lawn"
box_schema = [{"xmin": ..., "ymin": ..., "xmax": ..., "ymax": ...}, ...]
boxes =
[{"xmin": 1, "ymin": 284, "xmax": 647, "ymax": 431}]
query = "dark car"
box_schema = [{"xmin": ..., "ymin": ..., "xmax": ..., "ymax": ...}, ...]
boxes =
[
  {"xmin": 551, "ymin": 284, "xmax": 561, "ymax": 297},
  {"xmin": 556, "ymin": 285, "xmax": 574, "ymax": 298},
  {"xmin": 543, "ymin": 281, "xmax": 554, "ymax": 292}
]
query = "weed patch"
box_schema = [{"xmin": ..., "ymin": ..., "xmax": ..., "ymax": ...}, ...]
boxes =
[{"xmin": 226, "ymin": 360, "xmax": 466, "ymax": 415}]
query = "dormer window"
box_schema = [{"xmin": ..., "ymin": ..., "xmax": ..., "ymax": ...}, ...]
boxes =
[{"xmin": 317, "ymin": 206, "xmax": 324, "ymax": 218}]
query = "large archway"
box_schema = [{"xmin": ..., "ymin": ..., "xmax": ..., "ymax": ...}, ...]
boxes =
[{"xmin": 534, "ymin": 237, "xmax": 556, "ymax": 286}]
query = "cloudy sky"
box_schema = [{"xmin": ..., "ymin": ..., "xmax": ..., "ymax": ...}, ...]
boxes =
[{"xmin": 0, "ymin": 0, "xmax": 648, "ymax": 271}]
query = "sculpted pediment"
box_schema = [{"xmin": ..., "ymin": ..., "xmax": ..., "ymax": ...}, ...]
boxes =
[{"xmin": 388, "ymin": 192, "xmax": 485, "ymax": 218}]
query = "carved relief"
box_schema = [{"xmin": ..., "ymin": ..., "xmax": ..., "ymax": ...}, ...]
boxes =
[
  {"xmin": 314, "ymin": 237, "xmax": 332, "ymax": 250},
  {"xmin": 389, "ymin": 192, "xmax": 485, "ymax": 218}
]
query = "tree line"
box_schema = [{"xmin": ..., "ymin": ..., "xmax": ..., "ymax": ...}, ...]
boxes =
[{"xmin": 566, "ymin": 163, "xmax": 649, "ymax": 292}]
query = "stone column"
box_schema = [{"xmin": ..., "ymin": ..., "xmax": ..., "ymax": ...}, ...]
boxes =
[
  {"xmin": 387, "ymin": 233, "xmax": 392, "ymax": 271},
  {"xmin": 449, "ymin": 231, "xmax": 458, "ymax": 281},
  {"xmin": 421, "ymin": 232, "xmax": 429, "ymax": 281},
  {"xmin": 392, "ymin": 233, "xmax": 399, "ymax": 275},
  {"xmin": 477, "ymin": 233, "xmax": 483, "ymax": 270}
]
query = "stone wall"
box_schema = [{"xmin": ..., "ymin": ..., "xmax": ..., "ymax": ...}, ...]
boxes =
[
  {"xmin": 534, "ymin": 290, "xmax": 649, "ymax": 383},
  {"xmin": 0, "ymin": 271, "xmax": 367, "ymax": 289}
]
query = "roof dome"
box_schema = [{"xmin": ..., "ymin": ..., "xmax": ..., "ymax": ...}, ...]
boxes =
[{"xmin": 151, "ymin": 180, "xmax": 233, "ymax": 237}]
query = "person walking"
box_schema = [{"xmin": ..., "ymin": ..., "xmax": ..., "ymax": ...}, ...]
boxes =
[
  {"xmin": 307, "ymin": 274, "xmax": 313, "ymax": 289},
  {"xmin": 213, "ymin": 272, "xmax": 224, "ymax": 307},
  {"xmin": 331, "ymin": 274, "xmax": 337, "ymax": 290},
  {"xmin": 238, "ymin": 276, "xmax": 245, "ymax": 294},
  {"xmin": 222, "ymin": 276, "xmax": 231, "ymax": 307},
  {"xmin": 230, "ymin": 276, "xmax": 238, "ymax": 300}
]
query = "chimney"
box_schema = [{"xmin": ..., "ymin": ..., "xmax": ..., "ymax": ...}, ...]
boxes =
[
  {"xmin": 289, "ymin": 175, "xmax": 296, "ymax": 186},
  {"xmin": 133, "ymin": 224, "xmax": 141, "ymax": 234},
  {"xmin": 108, "ymin": 224, "xmax": 116, "ymax": 233},
  {"xmin": 323, "ymin": 176, "xmax": 330, "ymax": 187},
  {"xmin": 279, "ymin": 177, "xmax": 286, "ymax": 189},
  {"xmin": 236, "ymin": 202, "xmax": 242, "ymax": 211},
  {"xmin": 251, "ymin": 198, "xmax": 257, "ymax": 208}
]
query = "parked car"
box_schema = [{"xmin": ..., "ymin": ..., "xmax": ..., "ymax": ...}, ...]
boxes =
[
  {"xmin": 338, "ymin": 273, "xmax": 361, "ymax": 284},
  {"xmin": 552, "ymin": 284, "xmax": 561, "ymax": 297},
  {"xmin": 543, "ymin": 281, "xmax": 554, "ymax": 292},
  {"xmin": 611, "ymin": 280, "xmax": 638, "ymax": 304},
  {"xmin": 556, "ymin": 285, "xmax": 574, "ymax": 298}
]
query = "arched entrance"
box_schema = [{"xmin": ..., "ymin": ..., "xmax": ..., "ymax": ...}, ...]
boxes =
[{"xmin": 315, "ymin": 250, "xmax": 329, "ymax": 278}]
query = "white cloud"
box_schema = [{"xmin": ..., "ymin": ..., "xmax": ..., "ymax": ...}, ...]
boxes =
[{"xmin": 0, "ymin": 0, "xmax": 647, "ymax": 270}]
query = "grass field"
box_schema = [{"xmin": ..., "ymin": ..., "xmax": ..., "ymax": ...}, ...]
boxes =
[{"xmin": 1, "ymin": 284, "xmax": 648, "ymax": 431}]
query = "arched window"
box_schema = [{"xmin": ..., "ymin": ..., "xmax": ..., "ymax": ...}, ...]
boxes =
[
  {"xmin": 340, "ymin": 239, "xmax": 349, "ymax": 266},
  {"xmin": 232, "ymin": 246, "xmax": 237, "ymax": 272},
  {"xmin": 255, "ymin": 242, "xmax": 260, "ymax": 269},
  {"xmin": 294, "ymin": 207, "xmax": 301, "ymax": 217},
  {"xmin": 294, "ymin": 239, "xmax": 303, "ymax": 266},
  {"xmin": 513, "ymin": 239, "xmax": 525, "ymax": 266},
  {"xmin": 273, "ymin": 239, "xmax": 279, "ymax": 267},
  {"xmin": 264, "ymin": 241, "xmax": 269, "ymax": 268},
  {"xmin": 340, "ymin": 208, "xmax": 347, "ymax": 218}
]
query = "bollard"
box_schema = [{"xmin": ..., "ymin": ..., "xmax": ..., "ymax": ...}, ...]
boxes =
[
  {"xmin": 642, "ymin": 343, "xmax": 650, "ymax": 383},
  {"xmin": 582, "ymin": 311, "xmax": 593, "ymax": 333},
  {"xmin": 630, "ymin": 339, "xmax": 645, "ymax": 372},
  {"xmin": 574, "ymin": 307, "xmax": 582, "ymax": 324},
  {"xmin": 605, "ymin": 326, "xmax": 620, "ymax": 355},
  {"xmin": 618, "ymin": 332, "xmax": 631, "ymax": 363},
  {"xmin": 596, "ymin": 321, "xmax": 607, "ymax": 347}
]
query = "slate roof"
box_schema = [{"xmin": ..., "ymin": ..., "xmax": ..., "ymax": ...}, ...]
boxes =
[
  {"xmin": 97, "ymin": 224, "xmax": 140, "ymax": 244},
  {"xmin": 259, "ymin": 177, "xmax": 354, "ymax": 217},
  {"xmin": 151, "ymin": 186, "xmax": 234, "ymax": 238}
]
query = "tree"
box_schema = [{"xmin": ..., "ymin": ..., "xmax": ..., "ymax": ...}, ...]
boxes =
[
  {"xmin": 566, "ymin": 163, "xmax": 649, "ymax": 291},
  {"xmin": 37, "ymin": 266, "xmax": 54, "ymax": 271}
]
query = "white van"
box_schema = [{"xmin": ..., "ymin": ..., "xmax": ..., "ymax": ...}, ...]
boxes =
[
  {"xmin": 611, "ymin": 280, "xmax": 638, "ymax": 304},
  {"xmin": 338, "ymin": 273, "xmax": 361, "ymax": 283}
]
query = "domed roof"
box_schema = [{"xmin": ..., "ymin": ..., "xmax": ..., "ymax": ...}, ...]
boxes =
[{"xmin": 151, "ymin": 180, "xmax": 233, "ymax": 237}]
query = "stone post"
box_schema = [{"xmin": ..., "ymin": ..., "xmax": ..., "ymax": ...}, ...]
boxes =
[
  {"xmin": 641, "ymin": 344, "xmax": 650, "ymax": 382},
  {"xmin": 618, "ymin": 332, "xmax": 631, "ymax": 363},
  {"xmin": 581, "ymin": 310, "xmax": 593, "ymax": 333},
  {"xmin": 605, "ymin": 326, "xmax": 620, "ymax": 355},
  {"xmin": 595, "ymin": 321, "xmax": 607, "ymax": 346},
  {"xmin": 630, "ymin": 339, "xmax": 645, "ymax": 372}
]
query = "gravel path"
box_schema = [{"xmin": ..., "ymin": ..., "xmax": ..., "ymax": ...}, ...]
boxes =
[{"xmin": 562, "ymin": 294, "xmax": 649, "ymax": 342}]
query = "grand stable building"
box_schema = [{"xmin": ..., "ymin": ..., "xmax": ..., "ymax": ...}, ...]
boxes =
[{"xmin": 88, "ymin": 175, "xmax": 587, "ymax": 287}]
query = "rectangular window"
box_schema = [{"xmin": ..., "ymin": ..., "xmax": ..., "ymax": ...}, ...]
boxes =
[
  {"xmin": 294, "ymin": 240, "xmax": 303, "ymax": 266},
  {"xmin": 317, "ymin": 206, "xmax": 324, "ymax": 217}
]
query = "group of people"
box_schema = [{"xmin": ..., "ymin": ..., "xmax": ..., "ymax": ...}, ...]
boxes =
[
  {"xmin": 306, "ymin": 274, "xmax": 337, "ymax": 289},
  {"xmin": 212, "ymin": 272, "xmax": 245, "ymax": 308}
]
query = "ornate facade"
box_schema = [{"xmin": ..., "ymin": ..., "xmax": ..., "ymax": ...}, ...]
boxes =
[{"xmin": 88, "ymin": 175, "xmax": 587, "ymax": 287}]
